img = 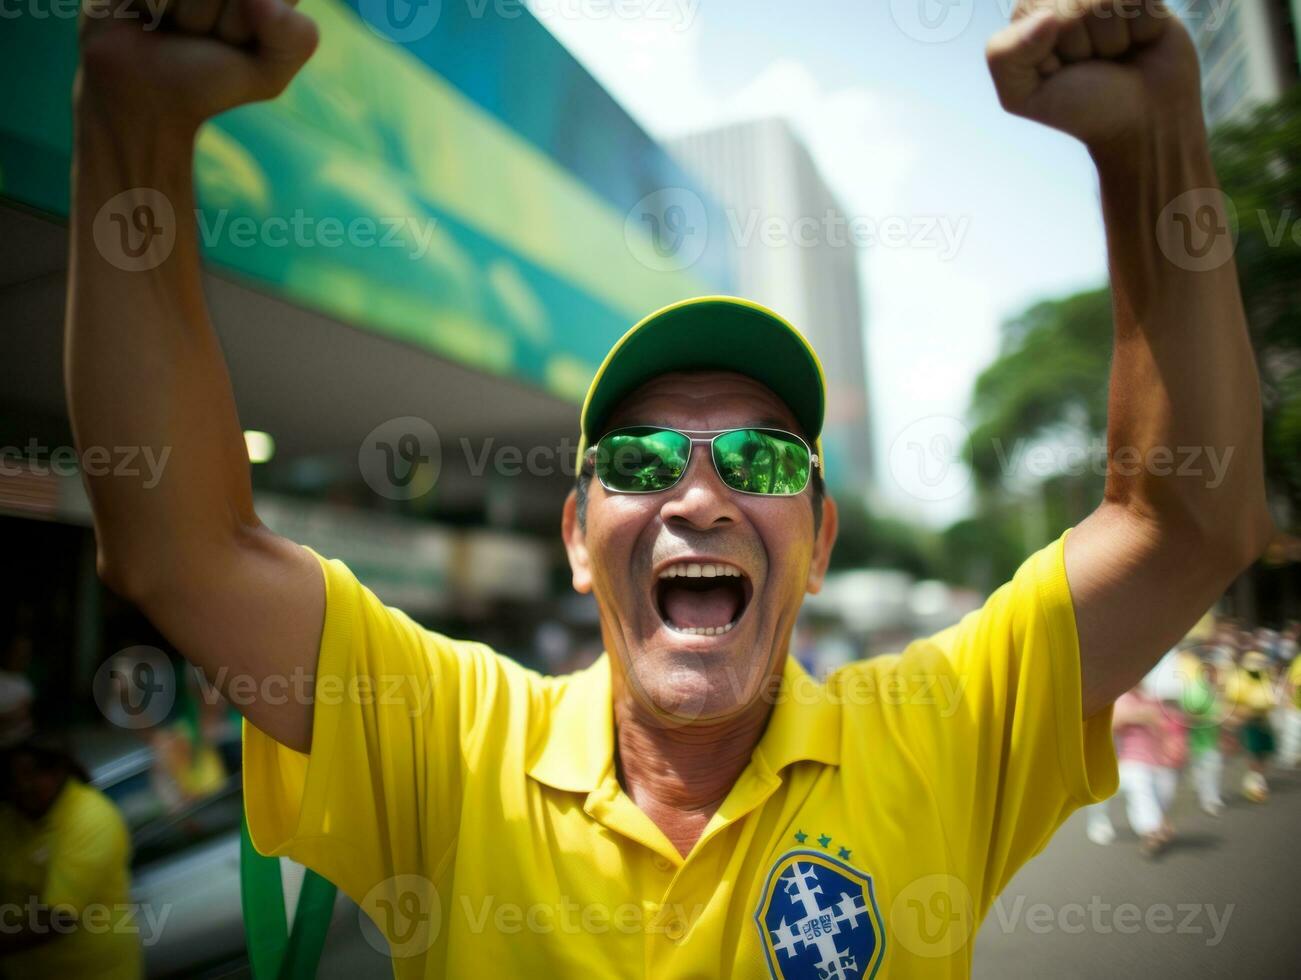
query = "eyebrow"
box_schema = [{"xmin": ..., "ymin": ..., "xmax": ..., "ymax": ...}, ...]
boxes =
[{"xmin": 617, "ymin": 418, "xmax": 794, "ymax": 431}]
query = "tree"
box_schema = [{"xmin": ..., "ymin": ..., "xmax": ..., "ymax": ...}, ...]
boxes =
[
  {"xmin": 1212, "ymin": 87, "xmax": 1301, "ymax": 521},
  {"xmin": 938, "ymin": 89, "xmax": 1301, "ymax": 593}
]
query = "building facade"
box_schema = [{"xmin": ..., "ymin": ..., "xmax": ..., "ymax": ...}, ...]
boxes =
[
  {"xmin": 670, "ymin": 118, "xmax": 875, "ymax": 497},
  {"xmin": 1178, "ymin": 0, "xmax": 1299, "ymax": 125}
]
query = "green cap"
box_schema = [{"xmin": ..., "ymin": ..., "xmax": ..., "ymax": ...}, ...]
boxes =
[{"xmin": 578, "ymin": 296, "xmax": 827, "ymax": 463}]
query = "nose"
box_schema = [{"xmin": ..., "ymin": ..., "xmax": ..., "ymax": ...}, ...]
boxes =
[{"xmin": 659, "ymin": 445, "xmax": 742, "ymax": 531}]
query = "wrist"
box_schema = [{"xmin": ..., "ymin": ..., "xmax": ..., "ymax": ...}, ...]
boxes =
[
  {"xmin": 1089, "ymin": 105, "xmax": 1214, "ymax": 190},
  {"xmin": 73, "ymin": 73, "xmax": 200, "ymax": 181}
]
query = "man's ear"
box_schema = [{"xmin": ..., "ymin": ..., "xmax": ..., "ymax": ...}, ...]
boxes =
[
  {"xmin": 806, "ymin": 493, "xmax": 838, "ymax": 595},
  {"xmin": 561, "ymin": 488, "xmax": 593, "ymax": 594}
]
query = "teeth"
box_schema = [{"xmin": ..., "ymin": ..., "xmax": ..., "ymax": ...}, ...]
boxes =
[
  {"xmin": 658, "ymin": 562, "xmax": 742, "ymax": 580},
  {"xmin": 669, "ymin": 622, "xmax": 736, "ymax": 636}
]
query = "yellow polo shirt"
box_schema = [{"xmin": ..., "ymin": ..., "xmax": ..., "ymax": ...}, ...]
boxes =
[
  {"xmin": 0, "ymin": 780, "xmax": 141, "ymax": 980},
  {"xmin": 244, "ymin": 530, "xmax": 1116, "ymax": 978}
]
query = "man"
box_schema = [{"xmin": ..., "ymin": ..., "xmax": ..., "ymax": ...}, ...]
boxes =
[
  {"xmin": 1109, "ymin": 683, "xmax": 1182, "ymax": 856},
  {"xmin": 67, "ymin": 0, "xmax": 1272, "ymax": 977},
  {"xmin": 1182, "ymin": 655, "xmax": 1226, "ymax": 816},
  {"xmin": 0, "ymin": 735, "xmax": 141, "ymax": 979},
  {"xmin": 1226, "ymin": 650, "xmax": 1278, "ymax": 802}
]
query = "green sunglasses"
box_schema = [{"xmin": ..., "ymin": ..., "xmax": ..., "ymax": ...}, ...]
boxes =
[{"xmin": 585, "ymin": 426, "xmax": 820, "ymax": 496}]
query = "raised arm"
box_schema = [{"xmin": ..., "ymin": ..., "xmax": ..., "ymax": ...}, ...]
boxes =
[
  {"xmin": 67, "ymin": 0, "xmax": 322, "ymax": 750},
  {"xmin": 986, "ymin": 1, "xmax": 1275, "ymax": 717}
]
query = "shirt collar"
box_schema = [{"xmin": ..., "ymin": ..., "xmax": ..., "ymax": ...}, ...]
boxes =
[
  {"xmin": 526, "ymin": 652, "xmax": 841, "ymax": 793},
  {"xmin": 526, "ymin": 654, "xmax": 616, "ymax": 793}
]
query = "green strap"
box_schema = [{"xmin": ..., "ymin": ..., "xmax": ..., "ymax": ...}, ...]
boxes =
[
  {"xmin": 241, "ymin": 816, "xmax": 288, "ymax": 979},
  {"xmin": 280, "ymin": 866, "xmax": 338, "ymax": 977},
  {"xmin": 240, "ymin": 814, "xmax": 339, "ymax": 979}
]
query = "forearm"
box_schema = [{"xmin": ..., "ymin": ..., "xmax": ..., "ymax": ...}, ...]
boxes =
[
  {"xmin": 988, "ymin": 3, "xmax": 1276, "ymax": 714},
  {"xmin": 1092, "ymin": 114, "xmax": 1272, "ymax": 560},
  {"xmin": 66, "ymin": 90, "xmax": 258, "ymax": 600}
]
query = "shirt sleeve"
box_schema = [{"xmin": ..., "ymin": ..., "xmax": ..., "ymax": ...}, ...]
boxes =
[
  {"xmin": 892, "ymin": 529, "xmax": 1118, "ymax": 913},
  {"xmin": 242, "ymin": 549, "xmax": 535, "ymax": 908}
]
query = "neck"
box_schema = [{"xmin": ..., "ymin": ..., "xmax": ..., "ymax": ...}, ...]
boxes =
[{"xmin": 612, "ymin": 679, "xmax": 774, "ymax": 857}]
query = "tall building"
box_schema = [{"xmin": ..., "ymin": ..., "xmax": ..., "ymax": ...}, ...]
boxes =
[
  {"xmin": 1178, "ymin": 0, "xmax": 1299, "ymax": 126},
  {"xmin": 670, "ymin": 118, "xmax": 875, "ymax": 497}
]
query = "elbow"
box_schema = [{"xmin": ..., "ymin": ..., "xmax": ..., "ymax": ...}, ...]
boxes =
[
  {"xmin": 1201, "ymin": 488, "xmax": 1277, "ymax": 575},
  {"xmin": 1232, "ymin": 502, "xmax": 1278, "ymax": 571},
  {"xmin": 1154, "ymin": 498, "xmax": 1275, "ymax": 582},
  {"xmin": 95, "ymin": 547, "xmax": 165, "ymax": 607},
  {"xmin": 95, "ymin": 548, "xmax": 137, "ymax": 602}
]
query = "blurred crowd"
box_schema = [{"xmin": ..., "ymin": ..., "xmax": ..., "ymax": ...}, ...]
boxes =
[{"xmin": 1086, "ymin": 616, "xmax": 1301, "ymax": 857}]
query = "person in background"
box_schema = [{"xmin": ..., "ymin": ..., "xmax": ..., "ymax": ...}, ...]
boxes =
[
  {"xmin": 1083, "ymin": 800, "xmax": 1117, "ymax": 846},
  {"xmin": 0, "ymin": 734, "xmax": 141, "ymax": 979},
  {"xmin": 1281, "ymin": 637, "xmax": 1301, "ymax": 769},
  {"xmin": 1226, "ymin": 650, "xmax": 1278, "ymax": 801},
  {"xmin": 1182, "ymin": 657, "xmax": 1226, "ymax": 816},
  {"xmin": 1112, "ymin": 685, "xmax": 1181, "ymax": 857},
  {"xmin": 1156, "ymin": 679, "xmax": 1189, "ymax": 835},
  {"xmin": 149, "ymin": 669, "xmax": 228, "ymax": 811},
  {"xmin": 1093, "ymin": 643, "xmax": 1193, "ymax": 846}
]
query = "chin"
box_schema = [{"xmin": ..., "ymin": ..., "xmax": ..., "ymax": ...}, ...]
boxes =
[{"xmin": 623, "ymin": 645, "xmax": 768, "ymax": 725}]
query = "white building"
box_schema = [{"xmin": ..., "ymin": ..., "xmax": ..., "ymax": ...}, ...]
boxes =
[
  {"xmin": 1178, "ymin": 0, "xmax": 1299, "ymax": 126},
  {"xmin": 670, "ymin": 118, "xmax": 875, "ymax": 497}
]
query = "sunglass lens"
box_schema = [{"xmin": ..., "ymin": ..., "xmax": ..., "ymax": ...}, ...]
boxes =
[
  {"xmin": 596, "ymin": 428, "xmax": 690, "ymax": 492},
  {"xmin": 712, "ymin": 429, "xmax": 810, "ymax": 495}
]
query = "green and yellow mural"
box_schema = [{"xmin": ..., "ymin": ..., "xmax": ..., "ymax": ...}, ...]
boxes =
[{"xmin": 0, "ymin": 0, "xmax": 733, "ymax": 403}]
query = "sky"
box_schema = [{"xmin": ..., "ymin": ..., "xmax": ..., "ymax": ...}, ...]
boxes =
[{"xmin": 526, "ymin": 0, "xmax": 1115, "ymax": 525}]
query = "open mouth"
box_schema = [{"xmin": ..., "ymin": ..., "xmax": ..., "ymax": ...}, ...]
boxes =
[{"xmin": 655, "ymin": 561, "xmax": 753, "ymax": 636}]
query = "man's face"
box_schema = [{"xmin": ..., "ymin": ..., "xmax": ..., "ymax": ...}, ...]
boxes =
[{"xmin": 563, "ymin": 371, "xmax": 837, "ymax": 723}]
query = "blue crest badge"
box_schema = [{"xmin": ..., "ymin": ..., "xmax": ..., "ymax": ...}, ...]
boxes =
[{"xmin": 753, "ymin": 849, "xmax": 885, "ymax": 980}]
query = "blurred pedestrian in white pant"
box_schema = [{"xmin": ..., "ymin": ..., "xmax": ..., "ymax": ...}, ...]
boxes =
[{"xmin": 1111, "ymin": 685, "xmax": 1185, "ymax": 857}]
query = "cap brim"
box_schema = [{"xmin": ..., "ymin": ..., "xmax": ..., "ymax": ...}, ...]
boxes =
[{"xmin": 580, "ymin": 296, "xmax": 826, "ymax": 456}]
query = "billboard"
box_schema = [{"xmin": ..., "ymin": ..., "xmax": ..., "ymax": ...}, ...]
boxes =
[{"xmin": 0, "ymin": 0, "xmax": 732, "ymax": 402}]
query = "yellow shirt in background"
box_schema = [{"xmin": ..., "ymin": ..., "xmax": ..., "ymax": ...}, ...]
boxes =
[
  {"xmin": 0, "ymin": 779, "xmax": 141, "ymax": 980},
  {"xmin": 245, "ymin": 530, "xmax": 1116, "ymax": 978},
  {"xmin": 1225, "ymin": 663, "xmax": 1278, "ymax": 716}
]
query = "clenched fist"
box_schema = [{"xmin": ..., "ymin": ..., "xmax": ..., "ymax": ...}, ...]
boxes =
[
  {"xmin": 987, "ymin": 0, "xmax": 1203, "ymax": 153},
  {"xmin": 77, "ymin": 0, "xmax": 318, "ymax": 129}
]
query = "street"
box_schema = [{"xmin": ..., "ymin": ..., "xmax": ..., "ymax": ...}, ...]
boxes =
[{"xmin": 974, "ymin": 759, "xmax": 1301, "ymax": 979}]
